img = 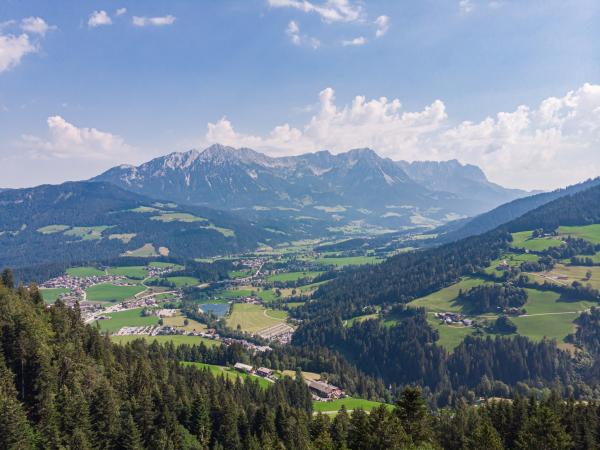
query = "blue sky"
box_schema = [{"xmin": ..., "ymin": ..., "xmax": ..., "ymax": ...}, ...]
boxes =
[{"xmin": 1, "ymin": 0, "xmax": 600, "ymax": 189}]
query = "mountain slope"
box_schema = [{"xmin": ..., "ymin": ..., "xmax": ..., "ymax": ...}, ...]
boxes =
[
  {"xmin": 437, "ymin": 177, "xmax": 600, "ymax": 242},
  {"xmin": 94, "ymin": 144, "xmax": 529, "ymax": 231},
  {"xmin": 0, "ymin": 181, "xmax": 277, "ymax": 269}
]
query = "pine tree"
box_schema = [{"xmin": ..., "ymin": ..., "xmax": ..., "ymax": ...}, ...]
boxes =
[
  {"xmin": 190, "ymin": 392, "xmax": 211, "ymax": 448},
  {"xmin": 466, "ymin": 415, "xmax": 504, "ymax": 450},
  {"xmin": 395, "ymin": 386, "xmax": 433, "ymax": 444},
  {"xmin": 0, "ymin": 356, "xmax": 35, "ymax": 450},
  {"xmin": 515, "ymin": 406, "xmax": 573, "ymax": 450},
  {"xmin": 116, "ymin": 411, "xmax": 144, "ymax": 450},
  {"xmin": 330, "ymin": 406, "xmax": 349, "ymax": 450},
  {"xmin": 347, "ymin": 409, "xmax": 371, "ymax": 450}
]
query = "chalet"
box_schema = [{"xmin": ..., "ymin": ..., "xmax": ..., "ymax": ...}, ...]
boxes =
[
  {"xmin": 233, "ymin": 362, "xmax": 253, "ymax": 373},
  {"xmin": 256, "ymin": 367, "xmax": 274, "ymax": 378},
  {"xmin": 308, "ymin": 381, "xmax": 345, "ymax": 399}
]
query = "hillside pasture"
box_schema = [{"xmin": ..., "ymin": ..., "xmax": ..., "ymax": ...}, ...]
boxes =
[
  {"xmin": 182, "ymin": 362, "xmax": 272, "ymax": 389},
  {"xmin": 165, "ymin": 276, "xmax": 201, "ymax": 287},
  {"xmin": 124, "ymin": 243, "xmax": 158, "ymax": 257},
  {"xmin": 64, "ymin": 225, "xmax": 111, "ymax": 241},
  {"xmin": 313, "ymin": 398, "xmax": 393, "ymax": 413},
  {"xmin": 37, "ymin": 224, "xmax": 70, "ymax": 234},
  {"xmin": 267, "ymin": 271, "xmax": 323, "ymax": 282},
  {"xmin": 558, "ymin": 224, "xmax": 600, "ymax": 244},
  {"xmin": 408, "ymin": 277, "xmax": 489, "ymax": 313},
  {"xmin": 151, "ymin": 212, "xmax": 205, "ymax": 223},
  {"xmin": 529, "ymin": 264, "xmax": 600, "ymax": 290},
  {"xmin": 111, "ymin": 335, "xmax": 220, "ymax": 347},
  {"xmin": 510, "ymin": 231, "xmax": 563, "ymax": 252}
]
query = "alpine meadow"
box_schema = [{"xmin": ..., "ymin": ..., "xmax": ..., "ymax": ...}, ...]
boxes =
[{"xmin": 4, "ymin": 1, "xmax": 600, "ymax": 449}]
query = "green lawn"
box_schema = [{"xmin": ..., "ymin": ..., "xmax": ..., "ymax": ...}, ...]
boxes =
[
  {"xmin": 37, "ymin": 224, "xmax": 70, "ymax": 234},
  {"xmin": 267, "ymin": 271, "xmax": 323, "ymax": 282},
  {"xmin": 226, "ymin": 303, "xmax": 288, "ymax": 333},
  {"xmin": 312, "ymin": 398, "xmax": 392, "ymax": 413},
  {"xmin": 558, "ymin": 224, "xmax": 600, "ymax": 244},
  {"xmin": 229, "ymin": 270, "xmax": 252, "ymax": 278},
  {"xmin": 64, "ymin": 225, "xmax": 111, "ymax": 241},
  {"xmin": 165, "ymin": 276, "xmax": 200, "ymax": 287},
  {"xmin": 40, "ymin": 288, "xmax": 70, "ymax": 303},
  {"xmin": 408, "ymin": 277, "xmax": 489, "ymax": 313},
  {"xmin": 182, "ymin": 362, "xmax": 272, "ymax": 389},
  {"xmin": 151, "ymin": 212, "xmax": 205, "ymax": 223},
  {"xmin": 256, "ymin": 289, "xmax": 278, "ymax": 302},
  {"xmin": 510, "ymin": 231, "xmax": 563, "ymax": 252},
  {"xmin": 96, "ymin": 308, "xmax": 159, "ymax": 333},
  {"xmin": 106, "ymin": 266, "xmax": 148, "ymax": 279},
  {"xmin": 512, "ymin": 313, "xmax": 579, "ymax": 343},
  {"xmin": 427, "ymin": 317, "xmax": 475, "ymax": 351},
  {"xmin": 149, "ymin": 261, "xmax": 184, "ymax": 270},
  {"xmin": 86, "ymin": 283, "xmax": 146, "ymax": 302},
  {"xmin": 313, "ymin": 255, "xmax": 381, "ymax": 267},
  {"xmin": 111, "ymin": 335, "xmax": 220, "ymax": 347},
  {"xmin": 67, "ymin": 266, "xmax": 106, "ymax": 277}
]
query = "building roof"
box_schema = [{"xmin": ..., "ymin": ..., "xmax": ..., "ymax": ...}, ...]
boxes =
[
  {"xmin": 308, "ymin": 381, "xmax": 341, "ymax": 394},
  {"xmin": 234, "ymin": 362, "xmax": 253, "ymax": 371}
]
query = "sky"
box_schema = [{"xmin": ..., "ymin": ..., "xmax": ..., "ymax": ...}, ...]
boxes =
[{"xmin": 1, "ymin": 0, "xmax": 600, "ymax": 190}]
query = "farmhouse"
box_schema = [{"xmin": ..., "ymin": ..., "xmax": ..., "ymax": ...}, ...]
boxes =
[
  {"xmin": 234, "ymin": 362, "xmax": 253, "ymax": 373},
  {"xmin": 256, "ymin": 367, "xmax": 274, "ymax": 378},
  {"xmin": 308, "ymin": 381, "xmax": 345, "ymax": 399}
]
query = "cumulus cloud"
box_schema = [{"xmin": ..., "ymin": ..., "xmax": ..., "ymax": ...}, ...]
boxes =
[
  {"xmin": 0, "ymin": 33, "xmax": 37, "ymax": 73},
  {"xmin": 22, "ymin": 116, "xmax": 134, "ymax": 161},
  {"xmin": 286, "ymin": 20, "xmax": 320, "ymax": 48},
  {"xmin": 341, "ymin": 36, "xmax": 365, "ymax": 46},
  {"xmin": 202, "ymin": 84, "xmax": 600, "ymax": 190},
  {"xmin": 268, "ymin": 0, "xmax": 363, "ymax": 23},
  {"xmin": 132, "ymin": 15, "xmax": 176, "ymax": 27},
  {"xmin": 375, "ymin": 15, "xmax": 389, "ymax": 37},
  {"xmin": 459, "ymin": 0, "xmax": 474, "ymax": 14},
  {"xmin": 115, "ymin": 8, "xmax": 127, "ymax": 17},
  {"xmin": 21, "ymin": 17, "xmax": 55, "ymax": 36},
  {"xmin": 88, "ymin": 10, "xmax": 112, "ymax": 27}
]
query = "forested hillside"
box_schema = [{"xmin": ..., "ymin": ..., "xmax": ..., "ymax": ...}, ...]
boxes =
[
  {"xmin": 0, "ymin": 181, "xmax": 277, "ymax": 270},
  {"xmin": 4, "ymin": 272, "xmax": 600, "ymax": 449},
  {"xmin": 290, "ymin": 183, "xmax": 600, "ymax": 403}
]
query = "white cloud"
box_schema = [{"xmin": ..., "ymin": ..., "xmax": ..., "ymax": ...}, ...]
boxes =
[
  {"xmin": 88, "ymin": 10, "xmax": 112, "ymax": 27},
  {"xmin": 341, "ymin": 36, "xmax": 365, "ymax": 46},
  {"xmin": 202, "ymin": 84, "xmax": 600, "ymax": 190},
  {"xmin": 375, "ymin": 15, "xmax": 389, "ymax": 38},
  {"xmin": 20, "ymin": 17, "xmax": 55, "ymax": 36},
  {"xmin": 115, "ymin": 8, "xmax": 127, "ymax": 17},
  {"xmin": 285, "ymin": 20, "xmax": 320, "ymax": 48},
  {"xmin": 132, "ymin": 15, "xmax": 176, "ymax": 27},
  {"xmin": 22, "ymin": 115, "xmax": 134, "ymax": 161},
  {"xmin": 0, "ymin": 33, "xmax": 37, "ymax": 73},
  {"xmin": 459, "ymin": 0, "xmax": 474, "ymax": 14},
  {"xmin": 268, "ymin": 0, "xmax": 363, "ymax": 23}
]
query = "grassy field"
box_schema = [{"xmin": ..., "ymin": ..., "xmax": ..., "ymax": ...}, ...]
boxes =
[
  {"xmin": 427, "ymin": 317, "xmax": 475, "ymax": 351},
  {"xmin": 40, "ymin": 288, "xmax": 70, "ymax": 303},
  {"xmin": 558, "ymin": 224, "xmax": 600, "ymax": 244},
  {"xmin": 86, "ymin": 283, "xmax": 146, "ymax": 302},
  {"xmin": 312, "ymin": 255, "xmax": 381, "ymax": 267},
  {"xmin": 256, "ymin": 289, "xmax": 277, "ymax": 302},
  {"xmin": 204, "ymin": 223, "xmax": 235, "ymax": 237},
  {"xmin": 484, "ymin": 253, "xmax": 539, "ymax": 276},
  {"xmin": 67, "ymin": 266, "xmax": 105, "ymax": 277},
  {"xmin": 111, "ymin": 335, "xmax": 220, "ymax": 347},
  {"xmin": 408, "ymin": 277, "xmax": 489, "ymax": 313},
  {"xmin": 108, "ymin": 233, "xmax": 136, "ymax": 243},
  {"xmin": 531, "ymin": 264, "xmax": 600, "ymax": 290},
  {"xmin": 182, "ymin": 362, "xmax": 272, "ymax": 389},
  {"xmin": 312, "ymin": 398, "xmax": 392, "ymax": 413},
  {"xmin": 106, "ymin": 266, "xmax": 148, "ymax": 279},
  {"xmin": 163, "ymin": 313, "xmax": 207, "ymax": 332},
  {"xmin": 510, "ymin": 231, "xmax": 563, "ymax": 252},
  {"xmin": 149, "ymin": 261, "xmax": 184, "ymax": 270},
  {"xmin": 125, "ymin": 243, "xmax": 158, "ymax": 257},
  {"xmin": 64, "ymin": 225, "xmax": 111, "ymax": 241},
  {"xmin": 345, "ymin": 313, "xmax": 379, "ymax": 327},
  {"xmin": 267, "ymin": 271, "xmax": 323, "ymax": 282},
  {"xmin": 226, "ymin": 303, "xmax": 288, "ymax": 333},
  {"xmin": 165, "ymin": 276, "xmax": 201, "ymax": 287},
  {"xmin": 217, "ymin": 288, "xmax": 254, "ymax": 299},
  {"xmin": 37, "ymin": 224, "xmax": 70, "ymax": 234},
  {"xmin": 151, "ymin": 212, "xmax": 205, "ymax": 223},
  {"xmin": 229, "ymin": 270, "xmax": 252, "ymax": 278},
  {"xmin": 96, "ymin": 307, "xmax": 159, "ymax": 332},
  {"xmin": 511, "ymin": 313, "xmax": 578, "ymax": 343}
]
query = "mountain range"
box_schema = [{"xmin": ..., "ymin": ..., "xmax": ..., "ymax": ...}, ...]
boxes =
[{"xmin": 94, "ymin": 144, "xmax": 531, "ymax": 230}]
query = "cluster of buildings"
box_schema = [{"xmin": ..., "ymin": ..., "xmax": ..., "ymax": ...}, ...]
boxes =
[
  {"xmin": 308, "ymin": 381, "xmax": 345, "ymax": 400},
  {"xmin": 435, "ymin": 312, "xmax": 473, "ymax": 327},
  {"xmin": 233, "ymin": 362, "xmax": 275, "ymax": 379},
  {"xmin": 257, "ymin": 323, "xmax": 295, "ymax": 344},
  {"xmin": 41, "ymin": 273, "xmax": 132, "ymax": 301},
  {"xmin": 222, "ymin": 337, "xmax": 272, "ymax": 353}
]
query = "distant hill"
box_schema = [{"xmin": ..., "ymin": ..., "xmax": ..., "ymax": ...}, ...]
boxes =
[
  {"xmin": 94, "ymin": 144, "xmax": 530, "ymax": 231},
  {"xmin": 436, "ymin": 177, "xmax": 600, "ymax": 242},
  {"xmin": 0, "ymin": 181, "xmax": 277, "ymax": 269}
]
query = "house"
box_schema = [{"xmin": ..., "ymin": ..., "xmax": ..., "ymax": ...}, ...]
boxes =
[
  {"xmin": 234, "ymin": 362, "xmax": 253, "ymax": 373},
  {"xmin": 308, "ymin": 381, "xmax": 345, "ymax": 399},
  {"xmin": 256, "ymin": 367, "xmax": 273, "ymax": 378}
]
